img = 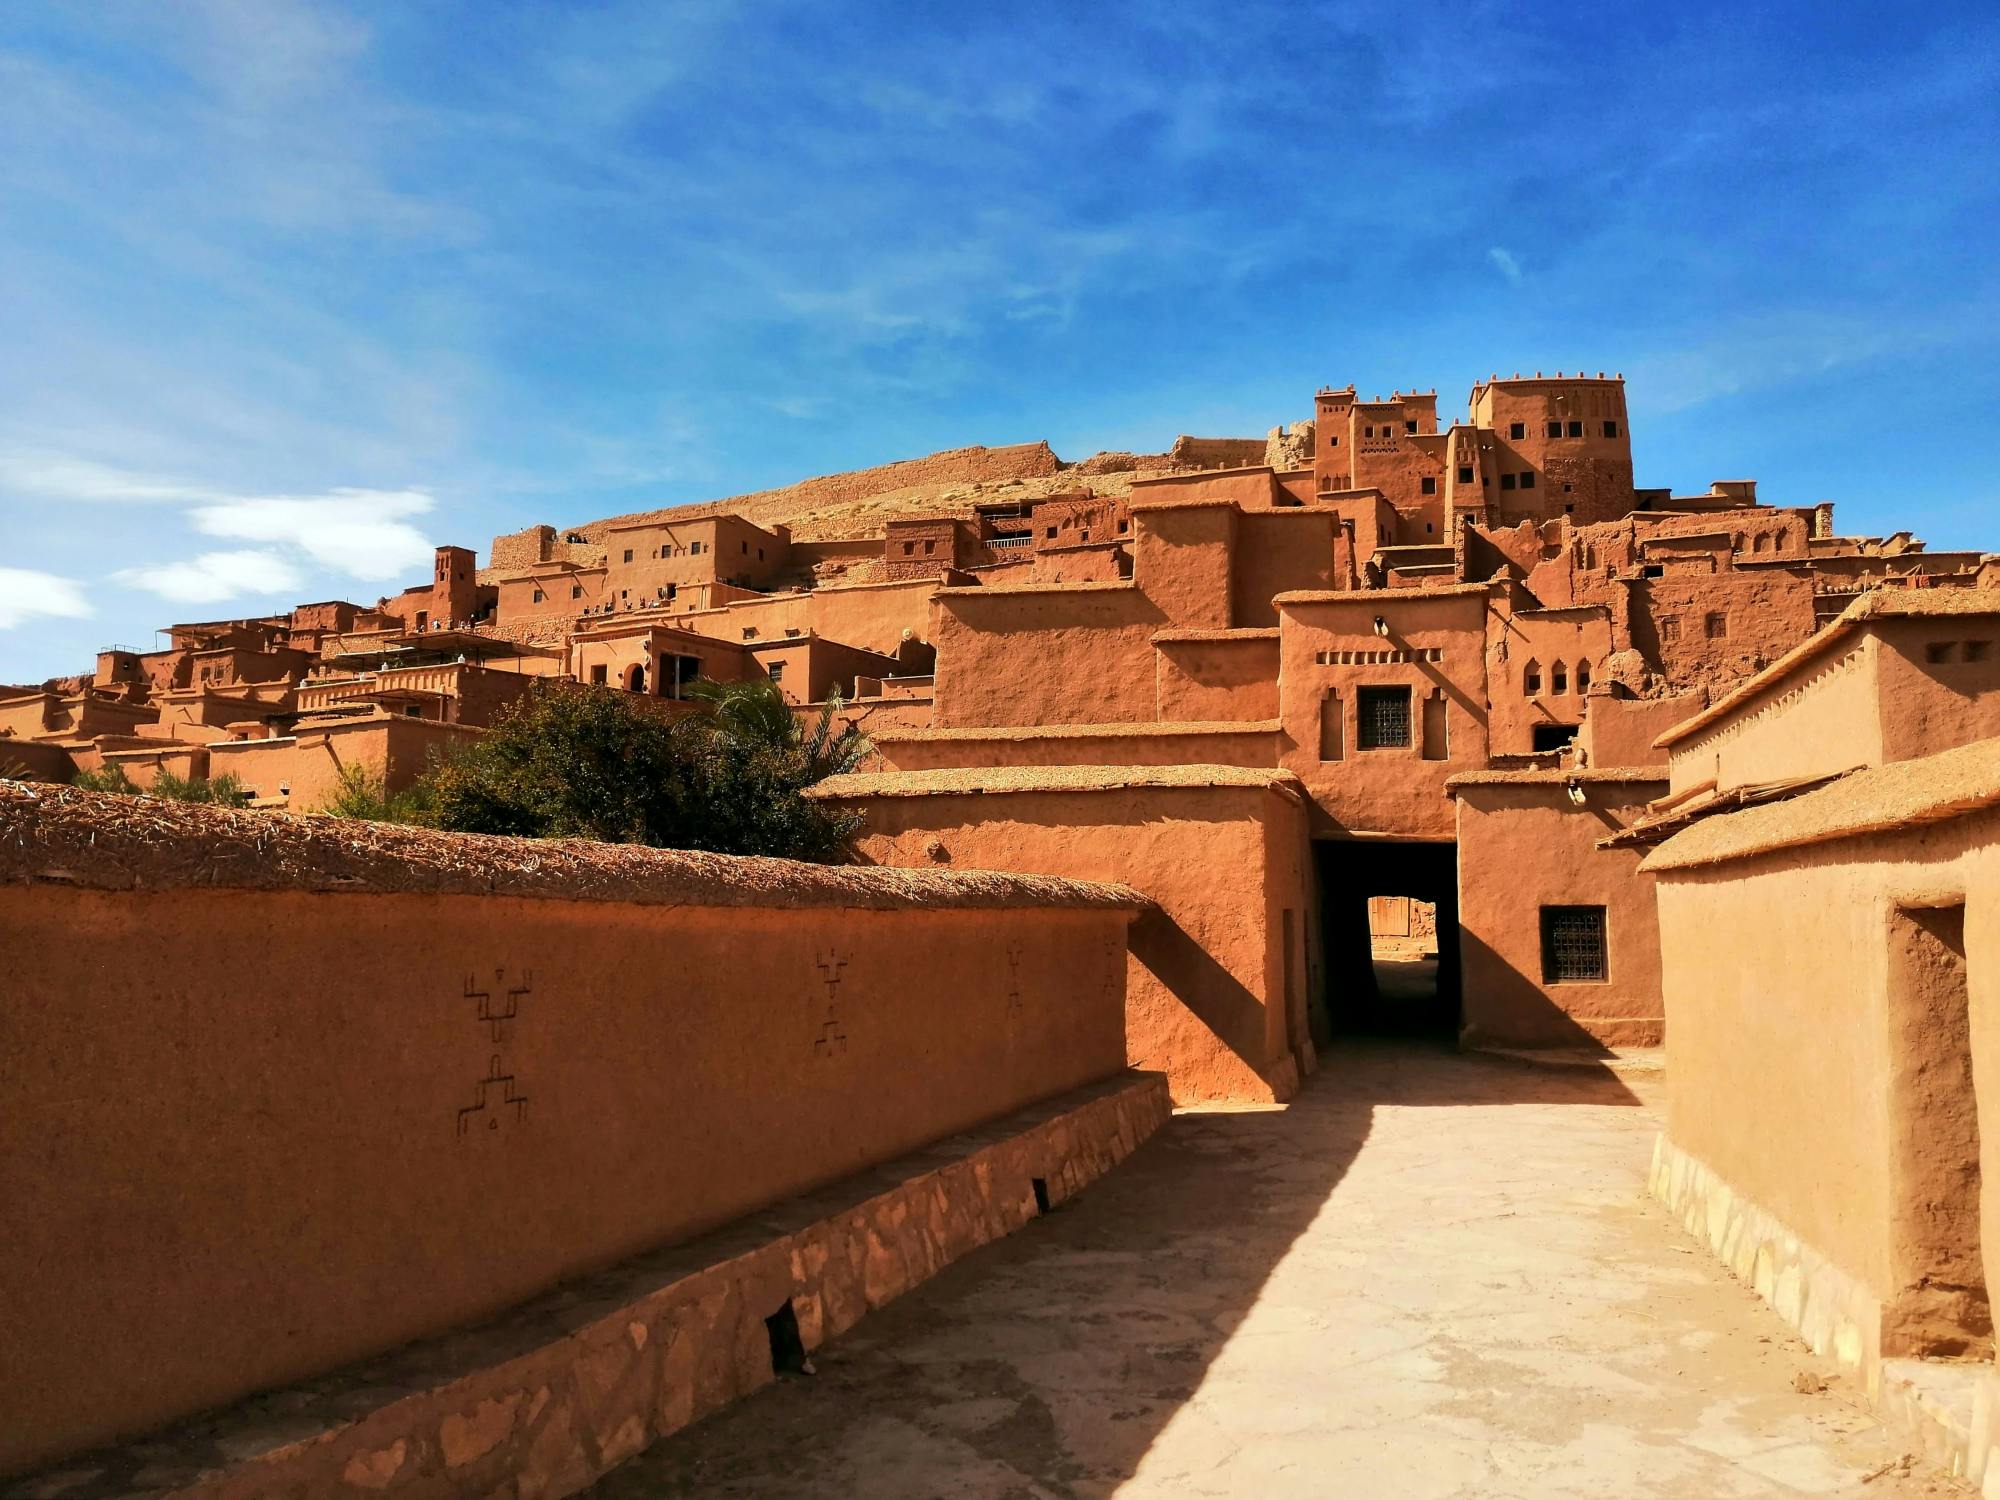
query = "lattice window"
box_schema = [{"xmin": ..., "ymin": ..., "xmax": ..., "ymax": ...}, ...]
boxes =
[
  {"xmin": 1356, "ymin": 687, "xmax": 1412, "ymax": 750},
  {"xmin": 1542, "ymin": 906, "xmax": 1608, "ymax": 983}
]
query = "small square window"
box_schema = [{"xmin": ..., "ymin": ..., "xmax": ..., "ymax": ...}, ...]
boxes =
[
  {"xmin": 1328, "ymin": 434, "xmax": 1340, "ymax": 447},
  {"xmin": 1519, "ymin": 472, "xmax": 1536, "ymax": 490},
  {"xmin": 571, "ymin": 585, "xmax": 582, "ymax": 599},
  {"xmin": 1046, "ymin": 526, "xmax": 1058, "ymax": 539},
  {"xmin": 1705, "ymin": 612, "xmax": 1728, "ymax": 640},
  {"xmin": 924, "ymin": 539, "xmax": 936, "ymax": 554},
  {"xmin": 1643, "ymin": 564, "xmax": 1665, "ymax": 579},
  {"xmin": 1925, "ymin": 641, "xmax": 1956, "ymax": 664},
  {"xmin": 590, "ymin": 664, "xmax": 607, "ymax": 685},
  {"xmin": 767, "ymin": 662, "xmax": 784, "ymax": 683},
  {"xmin": 1420, "ymin": 476, "xmax": 1437, "ymax": 495},
  {"xmin": 1603, "ymin": 420, "xmax": 1620, "ymax": 438},
  {"xmin": 903, "ymin": 542, "xmax": 915, "ymax": 555},
  {"xmin": 1356, "ymin": 686, "xmax": 1413, "ymax": 750},
  {"xmin": 1404, "ymin": 419, "xmax": 1417, "ymax": 434},
  {"xmin": 1566, "ymin": 420, "xmax": 1583, "ymax": 438},
  {"xmin": 1509, "ymin": 422, "xmax": 1526, "ymax": 439},
  {"xmin": 1542, "ymin": 906, "xmax": 1608, "ymax": 983},
  {"xmin": 1661, "ymin": 616, "xmax": 1680, "ymax": 641},
  {"xmin": 1966, "ymin": 640, "xmax": 1992, "ymax": 663},
  {"xmin": 1500, "ymin": 473, "xmax": 1517, "ymax": 490},
  {"xmin": 623, "ymin": 549, "xmax": 634, "ymax": 563},
  {"xmin": 1458, "ymin": 466, "xmax": 1474, "ymax": 483},
  {"xmin": 1547, "ymin": 420, "xmax": 1563, "ymax": 438},
  {"xmin": 532, "ymin": 589, "xmax": 545, "ymax": 603}
]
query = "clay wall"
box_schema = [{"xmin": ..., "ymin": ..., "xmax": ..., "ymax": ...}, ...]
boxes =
[
  {"xmin": 1485, "ymin": 605, "xmax": 1616, "ymax": 755},
  {"xmin": 0, "ymin": 692, "xmax": 59, "ymax": 739},
  {"xmin": 1575, "ymin": 690, "xmax": 1702, "ymax": 769},
  {"xmin": 815, "ymin": 769, "xmax": 1313, "ymax": 1104},
  {"xmin": 870, "ymin": 722, "xmax": 1281, "ymax": 772},
  {"xmin": 570, "ymin": 628, "xmax": 751, "ymax": 698},
  {"xmin": 293, "ymin": 664, "xmax": 537, "ymax": 729},
  {"xmin": 1467, "ymin": 377, "xmax": 1634, "ymax": 526},
  {"xmin": 1450, "ymin": 773, "xmax": 1668, "ymax": 1048},
  {"xmin": 0, "ymin": 788, "xmax": 1139, "ymax": 1474},
  {"xmin": 1275, "ymin": 587, "xmax": 1492, "ymax": 838},
  {"xmin": 1152, "ymin": 631, "xmax": 1281, "ymax": 721},
  {"xmin": 1232, "ymin": 512, "xmax": 1338, "ymax": 627},
  {"xmin": 749, "ymin": 636, "xmax": 903, "ymax": 705},
  {"xmin": 1312, "ymin": 387, "xmax": 1357, "ymax": 491},
  {"xmin": 1027, "ymin": 539, "xmax": 1130, "ymax": 587},
  {"xmin": 0, "ymin": 738, "xmax": 76, "ymax": 782},
  {"xmin": 1165, "ymin": 436, "xmax": 1269, "ymax": 470},
  {"xmin": 1647, "ymin": 785, "xmax": 2000, "ymax": 1363},
  {"xmin": 489, "ymin": 523, "xmax": 559, "ymax": 572},
  {"xmin": 1348, "ymin": 396, "xmax": 1446, "ymax": 533},
  {"xmin": 496, "ymin": 564, "xmax": 607, "ymax": 622},
  {"xmin": 675, "ymin": 577, "xmax": 941, "ymax": 660},
  {"xmin": 1874, "ymin": 618, "xmax": 2000, "ymax": 761},
  {"xmin": 1130, "ymin": 502, "xmax": 1235, "ymax": 629},
  {"xmin": 929, "ymin": 584, "xmax": 1166, "ymax": 728},
  {"xmin": 1628, "ymin": 568, "xmax": 1820, "ymax": 691},
  {"xmin": 208, "ymin": 716, "xmax": 481, "ymax": 808},
  {"xmin": 883, "ymin": 518, "xmax": 965, "ymax": 579}
]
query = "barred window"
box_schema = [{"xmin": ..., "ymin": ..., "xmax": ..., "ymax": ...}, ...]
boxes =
[
  {"xmin": 1542, "ymin": 906, "xmax": 1608, "ymax": 982},
  {"xmin": 1356, "ymin": 686, "xmax": 1412, "ymax": 750}
]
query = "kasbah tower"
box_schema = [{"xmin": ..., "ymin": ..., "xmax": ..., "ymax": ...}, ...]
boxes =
[
  {"xmin": 12, "ymin": 363, "xmax": 2000, "ymax": 1494},
  {"xmin": 7, "ymin": 369, "xmax": 1995, "ymax": 1101}
]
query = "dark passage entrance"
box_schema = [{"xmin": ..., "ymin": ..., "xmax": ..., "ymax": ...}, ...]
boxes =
[{"xmin": 1315, "ymin": 839, "xmax": 1461, "ymax": 1038}]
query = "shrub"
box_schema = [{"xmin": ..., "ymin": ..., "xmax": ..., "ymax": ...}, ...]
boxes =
[{"xmin": 408, "ymin": 680, "xmax": 864, "ymax": 861}]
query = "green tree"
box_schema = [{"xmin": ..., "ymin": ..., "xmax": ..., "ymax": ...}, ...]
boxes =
[
  {"xmin": 408, "ymin": 680, "xmax": 863, "ymax": 861},
  {"xmin": 685, "ymin": 677, "xmax": 870, "ymax": 781}
]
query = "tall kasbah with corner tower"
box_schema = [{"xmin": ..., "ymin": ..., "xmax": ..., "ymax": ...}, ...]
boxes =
[{"xmin": 8, "ymin": 372, "xmax": 1996, "ymax": 1106}]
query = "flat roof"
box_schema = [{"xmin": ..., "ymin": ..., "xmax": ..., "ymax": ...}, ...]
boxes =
[
  {"xmin": 1655, "ymin": 589, "xmax": 2000, "ymax": 749},
  {"xmin": 1150, "ymin": 628, "xmax": 1279, "ymax": 643},
  {"xmin": 1275, "ymin": 581, "xmax": 1490, "ymax": 606},
  {"xmin": 1641, "ymin": 739, "xmax": 2000, "ymax": 873},
  {"xmin": 871, "ymin": 719, "xmax": 1280, "ymax": 744},
  {"xmin": 0, "ymin": 784, "xmax": 1150, "ymax": 914},
  {"xmin": 1445, "ymin": 766, "xmax": 1670, "ymax": 790},
  {"xmin": 811, "ymin": 764, "xmax": 1304, "ymax": 801},
  {"xmin": 934, "ymin": 580, "xmax": 1140, "ymax": 599}
]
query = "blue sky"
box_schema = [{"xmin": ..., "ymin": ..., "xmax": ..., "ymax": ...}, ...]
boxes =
[{"xmin": 2, "ymin": 1, "xmax": 1996, "ymax": 681}]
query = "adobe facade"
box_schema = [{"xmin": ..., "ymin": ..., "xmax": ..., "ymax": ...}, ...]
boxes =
[{"xmin": 5, "ymin": 373, "xmax": 1994, "ymax": 1081}]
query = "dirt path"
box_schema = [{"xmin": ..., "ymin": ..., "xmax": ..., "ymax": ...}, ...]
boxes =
[{"xmin": 593, "ymin": 1043, "xmax": 1959, "ymax": 1497}]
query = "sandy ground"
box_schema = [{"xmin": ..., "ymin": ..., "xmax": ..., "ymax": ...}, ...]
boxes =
[{"xmin": 592, "ymin": 1043, "xmax": 1960, "ymax": 1498}]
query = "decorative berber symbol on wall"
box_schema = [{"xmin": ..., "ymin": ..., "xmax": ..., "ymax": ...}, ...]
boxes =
[
  {"xmin": 456, "ymin": 1054, "xmax": 528, "ymax": 1136},
  {"xmin": 457, "ymin": 967, "xmax": 533, "ymax": 1137},
  {"xmin": 464, "ymin": 968, "xmax": 533, "ymax": 1042},
  {"xmin": 812, "ymin": 949, "xmax": 849, "ymax": 1058}
]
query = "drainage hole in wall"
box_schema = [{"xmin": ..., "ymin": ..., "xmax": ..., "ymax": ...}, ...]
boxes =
[
  {"xmin": 1032, "ymin": 1177, "xmax": 1051, "ymax": 1215},
  {"xmin": 765, "ymin": 1298, "xmax": 812, "ymax": 1376}
]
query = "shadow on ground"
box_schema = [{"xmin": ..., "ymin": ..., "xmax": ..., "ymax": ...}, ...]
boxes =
[{"xmin": 589, "ymin": 1044, "xmax": 1640, "ymax": 1498}]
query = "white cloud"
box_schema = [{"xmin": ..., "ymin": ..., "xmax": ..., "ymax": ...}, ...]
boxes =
[
  {"xmin": 190, "ymin": 488, "xmax": 436, "ymax": 581},
  {"xmin": 0, "ymin": 568, "xmax": 93, "ymax": 630},
  {"xmin": 0, "ymin": 447, "xmax": 212, "ymax": 504},
  {"xmin": 1488, "ymin": 246, "xmax": 1523, "ymax": 284},
  {"xmin": 112, "ymin": 549, "xmax": 303, "ymax": 605}
]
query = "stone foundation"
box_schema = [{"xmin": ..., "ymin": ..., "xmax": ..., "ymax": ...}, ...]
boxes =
[
  {"xmin": 6, "ymin": 1072, "xmax": 1170, "ymax": 1500},
  {"xmin": 1648, "ymin": 1134, "xmax": 2000, "ymax": 1491},
  {"xmin": 1648, "ymin": 1133, "xmax": 1882, "ymax": 1387}
]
